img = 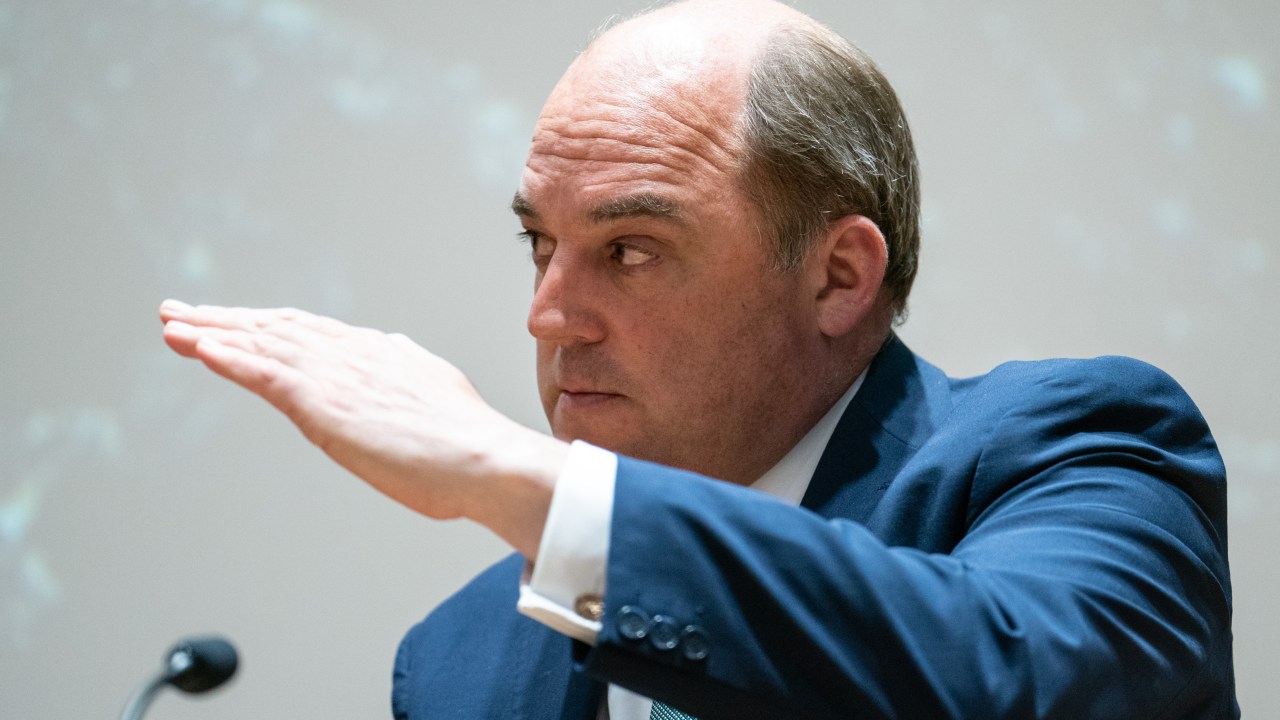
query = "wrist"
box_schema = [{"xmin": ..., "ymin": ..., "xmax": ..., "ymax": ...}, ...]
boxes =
[{"xmin": 464, "ymin": 422, "xmax": 570, "ymax": 560}]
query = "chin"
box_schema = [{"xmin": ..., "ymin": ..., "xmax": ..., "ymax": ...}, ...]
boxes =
[
  {"xmin": 550, "ymin": 416, "xmax": 707, "ymax": 474},
  {"xmin": 555, "ymin": 423, "xmax": 654, "ymax": 461}
]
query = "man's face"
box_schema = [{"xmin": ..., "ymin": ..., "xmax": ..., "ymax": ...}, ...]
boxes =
[{"xmin": 514, "ymin": 57, "xmax": 824, "ymax": 484}]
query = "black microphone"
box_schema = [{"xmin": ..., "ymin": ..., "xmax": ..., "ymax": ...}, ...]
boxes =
[{"xmin": 119, "ymin": 636, "xmax": 239, "ymax": 720}]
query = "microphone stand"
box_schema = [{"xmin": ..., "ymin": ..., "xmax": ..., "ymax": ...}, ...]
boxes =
[
  {"xmin": 118, "ymin": 637, "xmax": 236, "ymax": 720},
  {"xmin": 119, "ymin": 675, "xmax": 167, "ymax": 720}
]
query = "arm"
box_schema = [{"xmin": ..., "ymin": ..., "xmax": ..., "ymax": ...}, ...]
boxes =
[
  {"xmin": 159, "ymin": 303, "xmax": 1233, "ymax": 718},
  {"xmin": 579, "ymin": 359, "xmax": 1234, "ymax": 719}
]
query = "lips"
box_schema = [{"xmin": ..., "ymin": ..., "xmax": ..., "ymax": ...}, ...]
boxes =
[
  {"xmin": 557, "ymin": 389, "xmax": 624, "ymax": 410},
  {"xmin": 555, "ymin": 374, "xmax": 623, "ymax": 400}
]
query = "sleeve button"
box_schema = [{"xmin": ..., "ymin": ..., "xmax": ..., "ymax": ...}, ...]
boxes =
[
  {"xmin": 648, "ymin": 615, "xmax": 681, "ymax": 651},
  {"xmin": 617, "ymin": 605, "xmax": 652, "ymax": 641},
  {"xmin": 679, "ymin": 625, "xmax": 709, "ymax": 662}
]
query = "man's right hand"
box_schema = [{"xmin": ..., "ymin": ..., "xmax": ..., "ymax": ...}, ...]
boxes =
[{"xmin": 159, "ymin": 300, "xmax": 568, "ymax": 559}]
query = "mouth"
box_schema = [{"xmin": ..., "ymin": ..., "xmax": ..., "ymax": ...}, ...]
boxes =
[{"xmin": 557, "ymin": 389, "xmax": 625, "ymax": 410}]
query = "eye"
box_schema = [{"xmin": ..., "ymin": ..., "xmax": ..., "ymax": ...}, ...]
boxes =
[
  {"xmin": 519, "ymin": 230, "xmax": 554, "ymax": 268},
  {"xmin": 610, "ymin": 241, "xmax": 658, "ymax": 268}
]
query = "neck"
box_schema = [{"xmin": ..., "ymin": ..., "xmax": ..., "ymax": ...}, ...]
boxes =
[{"xmin": 720, "ymin": 345, "xmax": 876, "ymax": 486}]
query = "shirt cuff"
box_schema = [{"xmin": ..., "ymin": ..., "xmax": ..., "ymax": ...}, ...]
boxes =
[{"xmin": 516, "ymin": 440, "xmax": 617, "ymax": 645}]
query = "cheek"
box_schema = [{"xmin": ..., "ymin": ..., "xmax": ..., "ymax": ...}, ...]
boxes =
[
  {"xmin": 690, "ymin": 287, "xmax": 811, "ymax": 379},
  {"xmin": 629, "ymin": 299, "xmax": 775, "ymax": 402}
]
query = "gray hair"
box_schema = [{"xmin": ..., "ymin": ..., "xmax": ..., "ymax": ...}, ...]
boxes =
[{"xmin": 739, "ymin": 24, "xmax": 921, "ymax": 323}]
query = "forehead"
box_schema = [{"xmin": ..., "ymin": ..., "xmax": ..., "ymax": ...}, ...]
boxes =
[
  {"xmin": 536, "ymin": 99, "xmax": 735, "ymax": 175},
  {"xmin": 517, "ymin": 72, "xmax": 748, "ymax": 222},
  {"xmin": 513, "ymin": 7, "xmax": 770, "ymax": 227}
]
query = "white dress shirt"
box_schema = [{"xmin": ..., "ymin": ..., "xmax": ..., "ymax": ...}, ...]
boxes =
[{"xmin": 518, "ymin": 371, "xmax": 866, "ymax": 720}]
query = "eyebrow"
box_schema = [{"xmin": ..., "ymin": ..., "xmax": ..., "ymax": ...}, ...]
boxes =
[
  {"xmin": 588, "ymin": 193, "xmax": 684, "ymax": 224},
  {"xmin": 511, "ymin": 191, "xmax": 685, "ymax": 226},
  {"xmin": 511, "ymin": 191, "xmax": 538, "ymax": 219}
]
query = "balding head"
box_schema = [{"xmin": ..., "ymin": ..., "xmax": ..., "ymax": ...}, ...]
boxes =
[
  {"xmin": 538, "ymin": 2, "xmax": 798, "ymax": 189},
  {"xmin": 546, "ymin": 0, "xmax": 818, "ymax": 161},
  {"xmin": 572, "ymin": 0, "xmax": 815, "ymax": 84},
  {"xmin": 548, "ymin": 0, "xmax": 921, "ymax": 324}
]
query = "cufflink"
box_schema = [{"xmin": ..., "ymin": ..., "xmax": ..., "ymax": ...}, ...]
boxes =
[{"xmin": 574, "ymin": 594, "xmax": 604, "ymax": 622}]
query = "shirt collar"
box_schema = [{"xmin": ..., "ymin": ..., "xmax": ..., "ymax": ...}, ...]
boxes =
[{"xmin": 750, "ymin": 368, "xmax": 868, "ymax": 506}]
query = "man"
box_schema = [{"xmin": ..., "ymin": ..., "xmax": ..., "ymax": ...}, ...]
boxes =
[{"xmin": 159, "ymin": 1, "xmax": 1237, "ymax": 718}]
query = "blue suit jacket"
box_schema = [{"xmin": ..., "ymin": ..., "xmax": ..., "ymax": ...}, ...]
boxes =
[{"xmin": 393, "ymin": 338, "xmax": 1237, "ymax": 719}]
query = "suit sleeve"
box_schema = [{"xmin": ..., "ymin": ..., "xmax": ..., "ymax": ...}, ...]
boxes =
[{"xmin": 576, "ymin": 358, "xmax": 1235, "ymax": 719}]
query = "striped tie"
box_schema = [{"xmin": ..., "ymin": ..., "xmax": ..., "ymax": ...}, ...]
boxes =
[{"xmin": 649, "ymin": 700, "xmax": 697, "ymax": 720}]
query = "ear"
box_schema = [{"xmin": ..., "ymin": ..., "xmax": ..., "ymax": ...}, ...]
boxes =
[{"xmin": 810, "ymin": 214, "xmax": 888, "ymax": 338}]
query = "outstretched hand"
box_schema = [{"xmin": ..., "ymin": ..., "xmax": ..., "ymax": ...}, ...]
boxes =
[{"xmin": 159, "ymin": 299, "xmax": 566, "ymax": 559}]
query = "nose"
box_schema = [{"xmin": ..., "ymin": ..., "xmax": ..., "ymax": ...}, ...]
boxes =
[{"xmin": 526, "ymin": 252, "xmax": 607, "ymax": 346}]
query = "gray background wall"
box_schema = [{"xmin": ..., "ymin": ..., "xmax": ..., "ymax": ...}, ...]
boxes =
[{"xmin": 1, "ymin": 0, "xmax": 1275, "ymax": 716}]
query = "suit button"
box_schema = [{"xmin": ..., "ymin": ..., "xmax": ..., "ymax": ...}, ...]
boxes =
[
  {"xmin": 680, "ymin": 625, "xmax": 709, "ymax": 661},
  {"xmin": 649, "ymin": 615, "xmax": 681, "ymax": 651},
  {"xmin": 617, "ymin": 606, "xmax": 652, "ymax": 641}
]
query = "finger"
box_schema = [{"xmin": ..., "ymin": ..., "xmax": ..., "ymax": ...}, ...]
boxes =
[
  {"xmin": 159, "ymin": 298, "xmax": 193, "ymax": 323},
  {"xmin": 163, "ymin": 320, "xmax": 257, "ymax": 359},
  {"xmin": 194, "ymin": 335, "xmax": 313, "ymax": 420},
  {"xmin": 162, "ymin": 319, "xmax": 204, "ymax": 358},
  {"xmin": 261, "ymin": 306, "xmax": 349, "ymax": 337},
  {"xmin": 161, "ymin": 301, "xmax": 278, "ymax": 332},
  {"xmin": 165, "ymin": 302, "xmax": 350, "ymax": 338},
  {"xmin": 164, "ymin": 303, "xmax": 264, "ymax": 332},
  {"xmin": 165, "ymin": 320, "xmax": 309, "ymax": 370}
]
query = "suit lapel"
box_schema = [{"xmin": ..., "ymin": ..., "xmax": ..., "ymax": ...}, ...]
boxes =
[{"xmin": 801, "ymin": 335, "xmax": 953, "ymax": 522}]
